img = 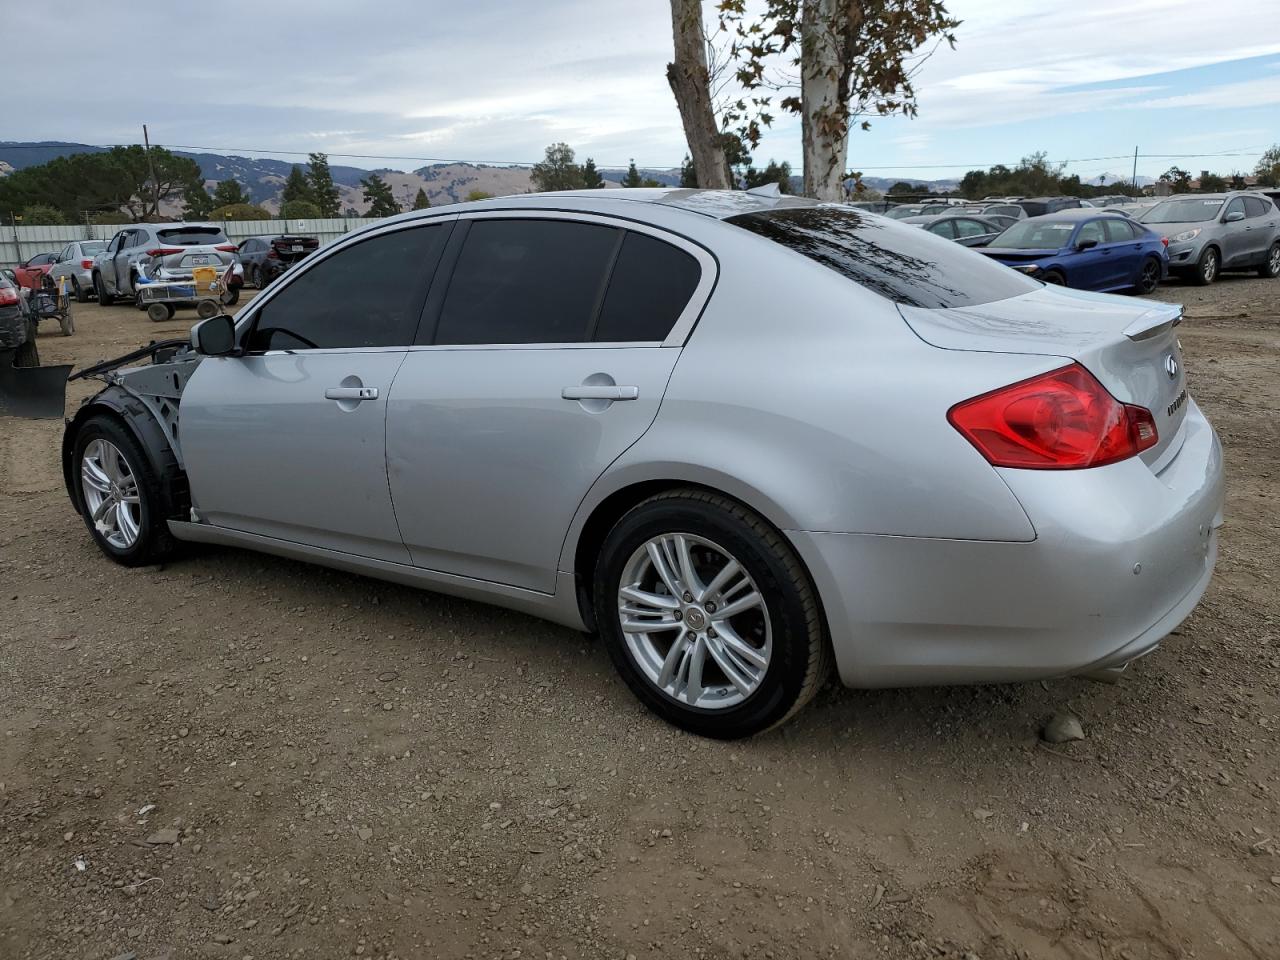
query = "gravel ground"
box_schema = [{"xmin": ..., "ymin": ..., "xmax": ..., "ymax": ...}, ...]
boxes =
[{"xmin": 1, "ymin": 272, "xmax": 1277, "ymax": 960}]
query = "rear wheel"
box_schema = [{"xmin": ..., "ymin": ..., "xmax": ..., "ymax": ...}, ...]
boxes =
[
  {"xmin": 1259, "ymin": 242, "xmax": 1280, "ymax": 279},
  {"xmin": 1193, "ymin": 246, "xmax": 1219, "ymax": 286},
  {"xmin": 146, "ymin": 302, "xmax": 174, "ymax": 323},
  {"xmin": 72, "ymin": 277, "xmax": 90, "ymax": 303},
  {"xmin": 59, "ymin": 311, "xmax": 74, "ymax": 336},
  {"xmin": 1041, "ymin": 270, "xmax": 1066, "ymax": 285},
  {"xmin": 72, "ymin": 415, "xmax": 181, "ymax": 567},
  {"xmin": 94, "ymin": 273, "xmax": 112, "ymax": 306},
  {"xmin": 594, "ymin": 489, "xmax": 829, "ymax": 739},
  {"xmin": 1136, "ymin": 256, "xmax": 1161, "ymax": 294}
]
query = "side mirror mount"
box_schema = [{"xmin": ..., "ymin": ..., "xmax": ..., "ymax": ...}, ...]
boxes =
[
  {"xmin": 1075, "ymin": 238, "xmax": 1099, "ymax": 251},
  {"xmin": 191, "ymin": 314, "xmax": 238, "ymax": 357},
  {"xmin": 1223, "ymin": 210, "xmax": 1245, "ymax": 223}
]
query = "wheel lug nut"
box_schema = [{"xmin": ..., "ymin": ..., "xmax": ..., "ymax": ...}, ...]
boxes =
[
  {"xmin": 683, "ymin": 591, "xmax": 693, "ymax": 603},
  {"xmin": 705, "ymin": 601, "xmax": 717, "ymax": 613},
  {"xmin": 707, "ymin": 628, "xmax": 716, "ymax": 639}
]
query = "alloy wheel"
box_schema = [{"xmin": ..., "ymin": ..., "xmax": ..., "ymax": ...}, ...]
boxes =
[
  {"xmin": 1270, "ymin": 245, "xmax": 1280, "ymax": 277},
  {"xmin": 1202, "ymin": 250, "xmax": 1218, "ymax": 283},
  {"xmin": 80, "ymin": 439, "xmax": 142, "ymax": 550},
  {"xmin": 617, "ymin": 533, "xmax": 771, "ymax": 710},
  {"xmin": 1141, "ymin": 259, "xmax": 1159, "ymax": 292}
]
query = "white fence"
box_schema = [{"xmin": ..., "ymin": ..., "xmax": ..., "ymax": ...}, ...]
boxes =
[{"xmin": 1, "ymin": 217, "xmax": 382, "ymax": 268}]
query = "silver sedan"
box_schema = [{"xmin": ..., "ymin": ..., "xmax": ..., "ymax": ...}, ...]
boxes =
[
  {"xmin": 61, "ymin": 189, "xmax": 1224, "ymax": 738},
  {"xmin": 48, "ymin": 240, "xmax": 108, "ymax": 302}
]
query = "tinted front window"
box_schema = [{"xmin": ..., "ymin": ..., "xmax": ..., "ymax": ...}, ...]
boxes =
[
  {"xmin": 953, "ymin": 219, "xmax": 988, "ymax": 238},
  {"xmin": 247, "ymin": 224, "xmax": 447, "ymax": 352},
  {"xmin": 1142, "ymin": 198, "xmax": 1224, "ymax": 223},
  {"xmin": 1076, "ymin": 220, "xmax": 1106, "ymax": 246},
  {"xmin": 1103, "ymin": 219, "xmax": 1138, "ymax": 242},
  {"xmin": 594, "ymin": 232, "xmax": 701, "ymax": 342},
  {"xmin": 991, "ymin": 219, "xmax": 1077, "ymax": 250},
  {"xmin": 435, "ymin": 219, "xmax": 616, "ymax": 345},
  {"xmin": 727, "ymin": 207, "xmax": 1037, "ymax": 309},
  {"xmin": 157, "ymin": 226, "xmax": 228, "ymax": 246}
]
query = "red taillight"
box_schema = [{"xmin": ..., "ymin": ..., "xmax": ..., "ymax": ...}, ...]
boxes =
[
  {"xmin": 215, "ymin": 244, "xmax": 238, "ymax": 252},
  {"xmin": 1161, "ymin": 237, "xmax": 1169, "ymax": 248},
  {"xmin": 266, "ymin": 248, "xmax": 280, "ymax": 259},
  {"xmin": 948, "ymin": 363, "xmax": 1158, "ymax": 469},
  {"xmin": 81, "ymin": 258, "xmax": 95, "ymax": 269},
  {"xmin": 146, "ymin": 247, "xmax": 183, "ymax": 257},
  {"xmin": 0, "ymin": 286, "xmax": 18, "ymax": 306}
]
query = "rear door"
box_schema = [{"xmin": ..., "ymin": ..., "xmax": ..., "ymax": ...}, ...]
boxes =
[
  {"xmin": 1100, "ymin": 218, "xmax": 1143, "ymax": 288},
  {"xmin": 386, "ymin": 213, "xmax": 714, "ymax": 593},
  {"xmin": 1242, "ymin": 196, "xmax": 1274, "ymax": 263}
]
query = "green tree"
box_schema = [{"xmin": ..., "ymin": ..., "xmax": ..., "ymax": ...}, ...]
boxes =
[
  {"xmin": 888, "ymin": 180, "xmax": 916, "ymax": 196},
  {"xmin": 306, "ymin": 152, "xmax": 341, "ymax": 217},
  {"xmin": 281, "ymin": 165, "xmax": 314, "ymax": 206},
  {"xmin": 183, "ymin": 183, "xmax": 213, "ymax": 220},
  {"xmin": 19, "ymin": 204, "xmax": 66, "ymax": 225},
  {"xmin": 412, "ymin": 187, "xmax": 431, "ymax": 210},
  {"xmin": 280, "ymin": 199, "xmax": 322, "ymax": 219},
  {"xmin": 530, "ymin": 143, "xmax": 586, "ymax": 192},
  {"xmin": 211, "ymin": 203, "xmax": 269, "ymax": 221},
  {"xmin": 1161, "ymin": 166, "xmax": 1192, "ymax": 191},
  {"xmin": 360, "ymin": 174, "xmax": 401, "ymax": 217},
  {"xmin": 465, "ymin": 189, "xmax": 494, "ymax": 201},
  {"xmin": 212, "ymin": 179, "xmax": 250, "ymax": 208},
  {"xmin": 743, "ymin": 159, "xmax": 793, "ymax": 193},
  {"xmin": 582, "ymin": 158, "xmax": 605, "ymax": 189},
  {"xmin": 721, "ymin": 134, "xmax": 752, "ymax": 188},
  {"xmin": 679, "ymin": 155, "xmax": 698, "ymax": 188},
  {"xmin": 1198, "ymin": 171, "xmax": 1226, "ymax": 192},
  {"xmin": 621, "ymin": 160, "xmax": 644, "ymax": 188},
  {"xmin": 1254, "ymin": 144, "xmax": 1280, "ymax": 186}
]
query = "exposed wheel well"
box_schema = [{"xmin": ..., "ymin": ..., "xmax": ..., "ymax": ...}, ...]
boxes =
[{"xmin": 571, "ymin": 480, "xmax": 828, "ymax": 645}]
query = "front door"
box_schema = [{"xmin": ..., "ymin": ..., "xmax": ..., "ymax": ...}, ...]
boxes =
[
  {"xmin": 1220, "ymin": 198, "xmax": 1249, "ymax": 267},
  {"xmin": 181, "ymin": 220, "xmax": 453, "ymax": 562},
  {"xmin": 386, "ymin": 215, "xmax": 711, "ymax": 593}
]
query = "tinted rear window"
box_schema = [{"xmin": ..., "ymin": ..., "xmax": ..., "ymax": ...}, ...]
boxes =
[
  {"xmin": 81, "ymin": 241, "xmax": 106, "ymax": 255},
  {"xmin": 594, "ymin": 232, "xmax": 700, "ymax": 342},
  {"xmin": 157, "ymin": 227, "xmax": 228, "ymax": 246},
  {"xmin": 726, "ymin": 207, "xmax": 1036, "ymax": 308}
]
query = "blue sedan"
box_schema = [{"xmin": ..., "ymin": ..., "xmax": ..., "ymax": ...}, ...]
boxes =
[{"xmin": 980, "ymin": 211, "xmax": 1169, "ymax": 294}]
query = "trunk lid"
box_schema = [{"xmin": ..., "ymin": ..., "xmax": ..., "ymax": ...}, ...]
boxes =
[
  {"xmin": 270, "ymin": 236, "xmax": 319, "ymax": 264},
  {"xmin": 899, "ymin": 285, "xmax": 1188, "ymax": 468}
]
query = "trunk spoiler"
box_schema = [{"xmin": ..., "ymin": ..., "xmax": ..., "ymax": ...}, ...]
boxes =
[{"xmin": 1122, "ymin": 304, "xmax": 1182, "ymax": 342}]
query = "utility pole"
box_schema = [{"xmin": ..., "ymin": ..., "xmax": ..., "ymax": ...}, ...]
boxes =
[
  {"xmin": 142, "ymin": 124, "xmax": 161, "ymax": 220},
  {"xmin": 1132, "ymin": 146, "xmax": 1139, "ymax": 192}
]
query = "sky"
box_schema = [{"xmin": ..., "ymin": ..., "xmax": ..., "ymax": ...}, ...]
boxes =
[{"xmin": 6, "ymin": 0, "xmax": 1279, "ymax": 181}]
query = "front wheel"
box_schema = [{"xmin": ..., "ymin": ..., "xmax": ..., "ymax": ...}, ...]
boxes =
[
  {"xmin": 1259, "ymin": 242, "xmax": 1280, "ymax": 279},
  {"xmin": 72, "ymin": 416, "xmax": 181, "ymax": 566},
  {"xmin": 594, "ymin": 490, "xmax": 829, "ymax": 739},
  {"xmin": 1135, "ymin": 256, "xmax": 1161, "ymax": 294},
  {"xmin": 1041, "ymin": 270, "xmax": 1066, "ymax": 286},
  {"xmin": 1193, "ymin": 246, "xmax": 1219, "ymax": 286}
]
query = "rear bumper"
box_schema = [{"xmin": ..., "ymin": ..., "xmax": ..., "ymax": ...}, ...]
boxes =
[{"xmin": 791, "ymin": 400, "xmax": 1224, "ymax": 688}]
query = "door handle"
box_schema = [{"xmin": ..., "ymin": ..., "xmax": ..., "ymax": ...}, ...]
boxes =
[
  {"xmin": 325, "ymin": 386, "xmax": 378, "ymax": 401},
  {"xmin": 561, "ymin": 385, "xmax": 639, "ymax": 401}
]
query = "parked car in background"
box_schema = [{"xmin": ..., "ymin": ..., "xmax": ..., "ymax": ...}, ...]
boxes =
[
  {"xmin": 1015, "ymin": 197, "xmax": 1085, "ymax": 217},
  {"xmin": 92, "ymin": 224, "xmax": 242, "ymax": 305},
  {"xmin": 62, "ymin": 189, "xmax": 1222, "ymax": 739},
  {"xmin": 975, "ymin": 203, "xmax": 1028, "ymax": 220},
  {"xmin": 13, "ymin": 252, "xmax": 56, "ymax": 290},
  {"xmin": 0, "ymin": 269, "xmax": 38, "ymax": 368},
  {"xmin": 1139, "ymin": 193, "xmax": 1280, "ymax": 285},
  {"xmin": 236, "ymin": 235, "xmax": 321, "ymax": 288},
  {"xmin": 981, "ymin": 211, "xmax": 1168, "ymax": 293},
  {"xmin": 884, "ymin": 203, "xmax": 951, "ymax": 220},
  {"xmin": 901, "ymin": 214, "xmax": 1006, "ymax": 247},
  {"xmin": 48, "ymin": 240, "xmax": 107, "ymax": 302}
]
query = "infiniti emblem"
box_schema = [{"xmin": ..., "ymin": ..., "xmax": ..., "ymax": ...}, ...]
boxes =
[{"xmin": 1164, "ymin": 354, "xmax": 1180, "ymax": 380}]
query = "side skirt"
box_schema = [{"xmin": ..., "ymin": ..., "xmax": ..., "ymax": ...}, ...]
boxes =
[{"xmin": 167, "ymin": 520, "xmax": 588, "ymax": 632}]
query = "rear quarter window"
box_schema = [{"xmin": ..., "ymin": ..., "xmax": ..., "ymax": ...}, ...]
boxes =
[{"xmin": 727, "ymin": 207, "xmax": 1037, "ymax": 308}]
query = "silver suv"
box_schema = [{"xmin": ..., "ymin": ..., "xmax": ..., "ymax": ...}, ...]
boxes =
[
  {"xmin": 92, "ymin": 224, "xmax": 238, "ymax": 304},
  {"xmin": 1141, "ymin": 192, "xmax": 1280, "ymax": 284}
]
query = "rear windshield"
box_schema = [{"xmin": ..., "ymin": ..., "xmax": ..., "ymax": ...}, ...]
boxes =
[
  {"xmin": 1142, "ymin": 198, "xmax": 1224, "ymax": 224},
  {"xmin": 990, "ymin": 219, "xmax": 1077, "ymax": 250},
  {"xmin": 81, "ymin": 241, "xmax": 106, "ymax": 255},
  {"xmin": 727, "ymin": 207, "xmax": 1037, "ymax": 309},
  {"xmin": 157, "ymin": 227, "xmax": 228, "ymax": 246}
]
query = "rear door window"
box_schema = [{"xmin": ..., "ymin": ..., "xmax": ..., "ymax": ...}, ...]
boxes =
[
  {"xmin": 433, "ymin": 219, "xmax": 616, "ymax": 345},
  {"xmin": 594, "ymin": 231, "xmax": 701, "ymax": 342},
  {"xmin": 953, "ymin": 219, "xmax": 988, "ymax": 238},
  {"xmin": 727, "ymin": 207, "xmax": 1037, "ymax": 308},
  {"xmin": 927, "ymin": 220, "xmax": 957, "ymax": 239},
  {"xmin": 1243, "ymin": 196, "xmax": 1270, "ymax": 218},
  {"xmin": 246, "ymin": 224, "xmax": 450, "ymax": 352},
  {"xmin": 1103, "ymin": 219, "xmax": 1138, "ymax": 242}
]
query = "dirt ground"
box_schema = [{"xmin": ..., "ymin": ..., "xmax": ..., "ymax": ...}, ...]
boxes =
[{"xmin": 1, "ymin": 272, "xmax": 1277, "ymax": 960}]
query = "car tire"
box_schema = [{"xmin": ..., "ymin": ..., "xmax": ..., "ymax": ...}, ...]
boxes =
[
  {"xmin": 94, "ymin": 273, "xmax": 112, "ymax": 306},
  {"xmin": 72, "ymin": 277, "xmax": 90, "ymax": 303},
  {"xmin": 1258, "ymin": 242, "xmax": 1280, "ymax": 279},
  {"xmin": 1135, "ymin": 256, "xmax": 1161, "ymax": 294},
  {"xmin": 146, "ymin": 303, "xmax": 174, "ymax": 323},
  {"xmin": 1041, "ymin": 270, "xmax": 1066, "ymax": 285},
  {"xmin": 13, "ymin": 334, "xmax": 39, "ymax": 368},
  {"xmin": 1193, "ymin": 246, "xmax": 1219, "ymax": 286},
  {"xmin": 72, "ymin": 415, "xmax": 182, "ymax": 567},
  {"xmin": 593, "ymin": 489, "xmax": 830, "ymax": 739}
]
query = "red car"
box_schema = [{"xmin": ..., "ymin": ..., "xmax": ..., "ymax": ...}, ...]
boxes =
[{"xmin": 14, "ymin": 252, "xmax": 57, "ymax": 290}]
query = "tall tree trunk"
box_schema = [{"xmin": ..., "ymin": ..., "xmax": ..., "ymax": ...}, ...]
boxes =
[
  {"xmin": 801, "ymin": 0, "xmax": 853, "ymax": 200},
  {"xmin": 666, "ymin": 0, "xmax": 729, "ymax": 190}
]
